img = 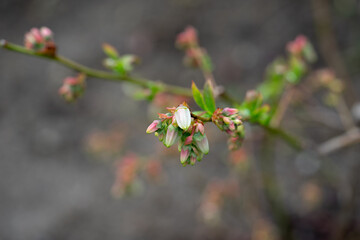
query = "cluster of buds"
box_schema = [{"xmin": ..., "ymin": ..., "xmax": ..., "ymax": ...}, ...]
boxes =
[
  {"xmin": 212, "ymin": 107, "xmax": 244, "ymax": 150},
  {"xmin": 146, "ymin": 102, "xmax": 209, "ymax": 166},
  {"xmin": 24, "ymin": 27, "xmax": 56, "ymax": 56},
  {"xmin": 111, "ymin": 153, "xmax": 140, "ymax": 197},
  {"xmin": 58, "ymin": 73, "xmax": 86, "ymax": 102},
  {"xmin": 176, "ymin": 26, "xmax": 212, "ymax": 72}
]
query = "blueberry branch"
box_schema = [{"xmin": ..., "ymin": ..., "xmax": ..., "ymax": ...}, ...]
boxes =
[{"xmin": 0, "ymin": 39, "xmax": 303, "ymax": 151}]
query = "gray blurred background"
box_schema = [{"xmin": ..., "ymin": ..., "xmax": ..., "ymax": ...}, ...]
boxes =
[{"xmin": 1, "ymin": 0, "xmax": 360, "ymax": 239}]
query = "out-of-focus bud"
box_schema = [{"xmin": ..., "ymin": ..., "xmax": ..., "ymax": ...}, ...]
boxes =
[
  {"xmin": 59, "ymin": 73, "xmax": 86, "ymax": 102},
  {"xmin": 184, "ymin": 48, "xmax": 203, "ymax": 68},
  {"xmin": 222, "ymin": 116, "xmax": 231, "ymax": 124},
  {"xmin": 164, "ymin": 124, "xmax": 178, "ymax": 147},
  {"xmin": 146, "ymin": 120, "xmax": 160, "ymax": 133},
  {"xmin": 245, "ymin": 90, "xmax": 261, "ymax": 102},
  {"xmin": 146, "ymin": 160, "xmax": 162, "ymax": 181},
  {"xmin": 287, "ymin": 35, "xmax": 317, "ymax": 63},
  {"xmin": 40, "ymin": 27, "xmax": 53, "ymax": 40},
  {"xmin": 111, "ymin": 153, "xmax": 139, "ymax": 198},
  {"xmin": 287, "ymin": 35, "xmax": 308, "ymax": 55},
  {"xmin": 175, "ymin": 103, "xmax": 191, "ymax": 130},
  {"xmin": 180, "ymin": 148, "xmax": 190, "ymax": 164},
  {"xmin": 190, "ymin": 155, "xmax": 197, "ymax": 165},
  {"xmin": 102, "ymin": 43, "xmax": 119, "ymax": 59},
  {"xmin": 223, "ymin": 107, "xmax": 238, "ymax": 116},
  {"xmin": 176, "ymin": 26, "xmax": 198, "ymax": 49},
  {"xmin": 196, "ymin": 134, "xmax": 209, "ymax": 154},
  {"xmin": 24, "ymin": 26, "xmax": 56, "ymax": 56}
]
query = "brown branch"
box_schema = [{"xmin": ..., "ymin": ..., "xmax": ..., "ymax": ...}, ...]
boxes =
[{"xmin": 317, "ymin": 127, "xmax": 360, "ymax": 155}]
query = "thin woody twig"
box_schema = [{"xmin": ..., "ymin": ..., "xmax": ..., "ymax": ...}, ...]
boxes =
[{"xmin": 317, "ymin": 127, "xmax": 360, "ymax": 155}]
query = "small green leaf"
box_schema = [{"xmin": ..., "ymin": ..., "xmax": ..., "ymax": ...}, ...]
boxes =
[
  {"xmin": 203, "ymin": 81, "xmax": 216, "ymax": 114},
  {"xmin": 191, "ymin": 81, "xmax": 205, "ymax": 110}
]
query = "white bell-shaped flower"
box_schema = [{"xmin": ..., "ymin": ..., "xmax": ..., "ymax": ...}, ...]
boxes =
[{"xmin": 175, "ymin": 104, "xmax": 191, "ymax": 130}]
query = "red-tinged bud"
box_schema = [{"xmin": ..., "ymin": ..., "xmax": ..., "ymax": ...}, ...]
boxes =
[
  {"xmin": 180, "ymin": 148, "xmax": 190, "ymax": 163},
  {"xmin": 146, "ymin": 120, "xmax": 160, "ymax": 133},
  {"xmin": 164, "ymin": 124, "xmax": 178, "ymax": 147},
  {"xmin": 195, "ymin": 122, "xmax": 205, "ymax": 135},
  {"xmin": 226, "ymin": 129, "xmax": 233, "ymax": 135},
  {"xmin": 229, "ymin": 122, "xmax": 235, "ymax": 131},
  {"xmin": 190, "ymin": 155, "xmax": 197, "ymax": 165},
  {"xmin": 58, "ymin": 84, "xmax": 71, "ymax": 96},
  {"xmin": 184, "ymin": 135, "xmax": 193, "ymax": 145},
  {"xmin": 287, "ymin": 35, "xmax": 308, "ymax": 55},
  {"xmin": 102, "ymin": 43, "xmax": 119, "ymax": 58},
  {"xmin": 30, "ymin": 28, "xmax": 43, "ymax": 42},
  {"xmin": 176, "ymin": 26, "xmax": 198, "ymax": 49},
  {"xmin": 196, "ymin": 135, "xmax": 209, "ymax": 154},
  {"xmin": 175, "ymin": 104, "xmax": 191, "ymax": 130},
  {"xmin": 223, "ymin": 107, "xmax": 238, "ymax": 116},
  {"xmin": 64, "ymin": 77, "xmax": 79, "ymax": 86}
]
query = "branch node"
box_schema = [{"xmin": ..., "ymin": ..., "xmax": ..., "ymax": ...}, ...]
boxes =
[{"xmin": 0, "ymin": 39, "xmax": 7, "ymax": 47}]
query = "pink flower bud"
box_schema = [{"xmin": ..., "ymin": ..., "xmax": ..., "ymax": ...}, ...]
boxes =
[
  {"xmin": 245, "ymin": 90, "xmax": 260, "ymax": 102},
  {"xmin": 229, "ymin": 122, "xmax": 236, "ymax": 131},
  {"xmin": 196, "ymin": 135, "xmax": 209, "ymax": 154},
  {"xmin": 146, "ymin": 120, "xmax": 160, "ymax": 133},
  {"xmin": 184, "ymin": 135, "xmax": 193, "ymax": 145},
  {"xmin": 222, "ymin": 116, "xmax": 231, "ymax": 124},
  {"xmin": 190, "ymin": 155, "xmax": 197, "ymax": 165},
  {"xmin": 164, "ymin": 125, "xmax": 177, "ymax": 147},
  {"xmin": 30, "ymin": 28, "xmax": 43, "ymax": 43},
  {"xmin": 175, "ymin": 104, "xmax": 191, "ymax": 131},
  {"xmin": 40, "ymin": 27, "xmax": 53, "ymax": 40},
  {"xmin": 287, "ymin": 35, "xmax": 308, "ymax": 55},
  {"xmin": 64, "ymin": 77, "xmax": 78, "ymax": 86},
  {"xmin": 223, "ymin": 107, "xmax": 238, "ymax": 115},
  {"xmin": 180, "ymin": 148, "xmax": 190, "ymax": 163},
  {"xmin": 176, "ymin": 26, "xmax": 198, "ymax": 48},
  {"xmin": 194, "ymin": 121, "xmax": 205, "ymax": 135}
]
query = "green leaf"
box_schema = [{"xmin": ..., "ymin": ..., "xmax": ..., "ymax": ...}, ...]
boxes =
[
  {"xmin": 191, "ymin": 81, "xmax": 205, "ymax": 110},
  {"xmin": 203, "ymin": 81, "xmax": 216, "ymax": 114}
]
